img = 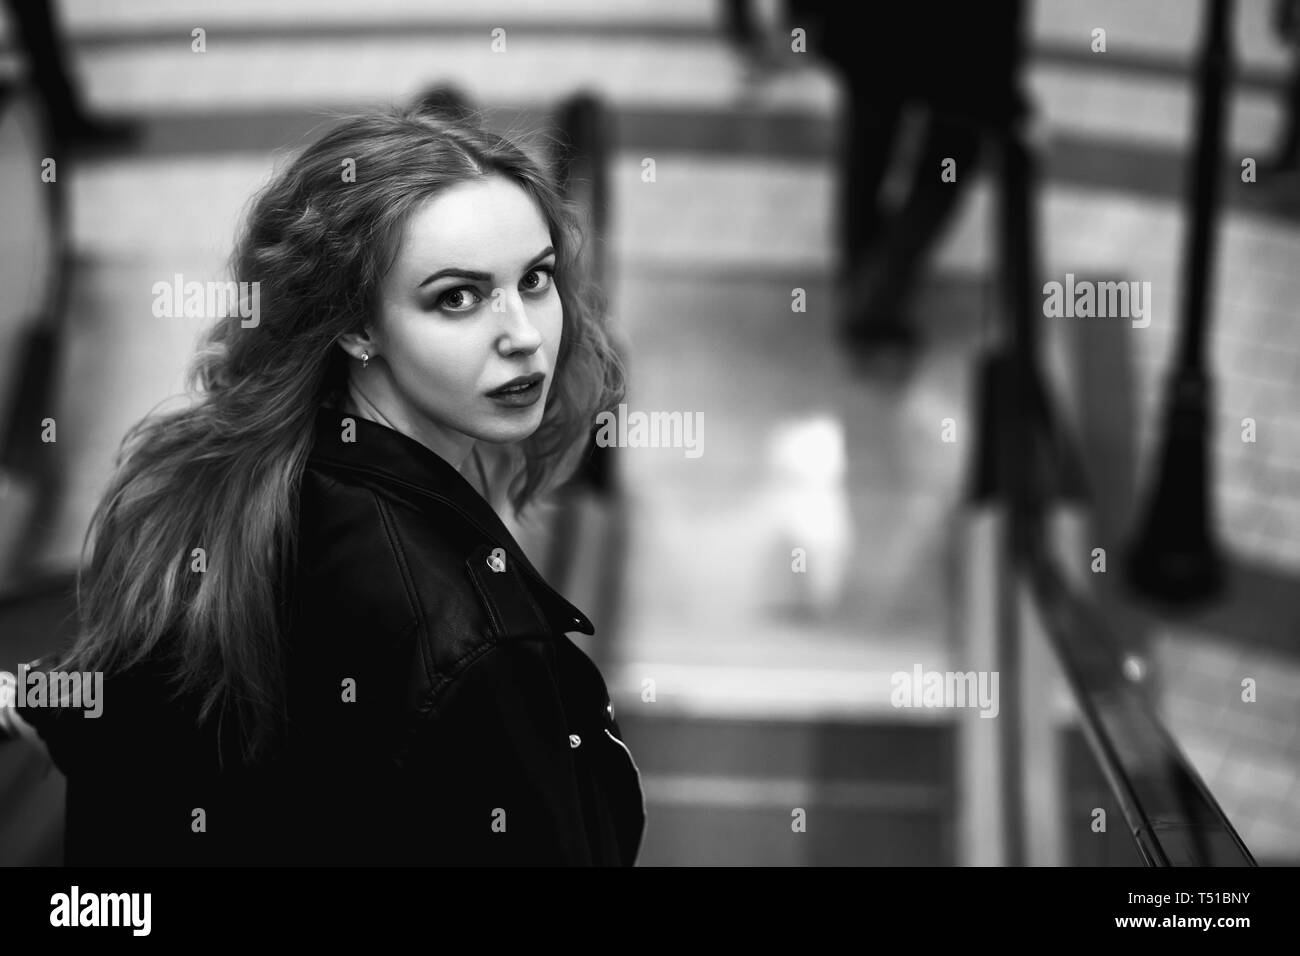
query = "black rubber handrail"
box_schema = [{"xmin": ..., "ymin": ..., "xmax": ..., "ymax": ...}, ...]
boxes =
[{"xmin": 1023, "ymin": 539, "xmax": 1256, "ymax": 866}]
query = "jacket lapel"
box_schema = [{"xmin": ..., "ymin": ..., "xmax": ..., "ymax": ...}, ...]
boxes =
[{"xmin": 308, "ymin": 406, "xmax": 595, "ymax": 637}]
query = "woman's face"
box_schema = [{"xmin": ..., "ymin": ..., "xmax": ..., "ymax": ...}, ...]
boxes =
[{"xmin": 353, "ymin": 173, "xmax": 563, "ymax": 466}]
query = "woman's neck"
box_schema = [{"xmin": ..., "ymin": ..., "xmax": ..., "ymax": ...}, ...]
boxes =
[{"xmin": 336, "ymin": 378, "xmax": 479, "ymax": 477}]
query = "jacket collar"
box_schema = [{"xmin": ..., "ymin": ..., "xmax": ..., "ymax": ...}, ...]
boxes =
[{"xmin": 307, "ymin": 405, "xmax": 594, "ymax": 636}]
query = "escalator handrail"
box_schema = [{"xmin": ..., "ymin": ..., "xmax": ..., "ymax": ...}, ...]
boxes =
[{"xmin": 1022, "ymin": 538, "xmax": 1257, "ymax": 866}]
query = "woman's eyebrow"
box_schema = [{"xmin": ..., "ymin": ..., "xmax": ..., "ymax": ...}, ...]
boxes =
[
  {"xmin": 417, "ymin": 246, "xmax": 555, "ymax": 289},
  {"xmin": 419, "ymin": 266, "xmax": 490, "ymax": 288}
]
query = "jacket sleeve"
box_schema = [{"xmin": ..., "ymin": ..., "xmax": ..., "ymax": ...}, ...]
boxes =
[{"xmin": 398, "ymin": 636, "xmax": 599, "ymax": 866}]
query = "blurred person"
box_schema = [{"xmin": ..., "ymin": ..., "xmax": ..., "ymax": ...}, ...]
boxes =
[
  {"xmin": 726, "ymin": 1, "xmax": 1024, "ymax": 358},
  {"xmin": 0, "ymin": 102, "xmax": 642, "ymax": 865}
]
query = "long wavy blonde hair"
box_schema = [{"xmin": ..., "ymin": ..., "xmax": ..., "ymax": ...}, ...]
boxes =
[{"xmin": 49, "ymin": 103, "xmax": 624, "ymax": 765}]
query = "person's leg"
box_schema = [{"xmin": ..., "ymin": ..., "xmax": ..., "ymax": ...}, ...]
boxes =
[
  {"xmin": 843, "ymin": 111, "xmax": 981, "ymax": 340},
  {"xmin": 838, "ymin": 78, "xmax": 904, "ymax": 283}
]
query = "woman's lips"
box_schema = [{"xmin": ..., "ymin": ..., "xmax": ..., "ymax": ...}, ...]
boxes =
[{"xmin": 487, "ymin": 376, "xmax": 544, "ymax": 407}]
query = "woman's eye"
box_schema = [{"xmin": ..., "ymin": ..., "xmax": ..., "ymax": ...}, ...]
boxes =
[
  {"xmin": 438, "ymin": 287, "xmax": 482, "ymax": 312},
  {"xmin": 521, "ymin": 267, "xmax": 554, "ymax": 294}
]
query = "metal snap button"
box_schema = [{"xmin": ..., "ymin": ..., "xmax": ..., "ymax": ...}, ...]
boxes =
[{"xmin": 569, "ymin": 734, "xmax": 582, "ymax": 749}]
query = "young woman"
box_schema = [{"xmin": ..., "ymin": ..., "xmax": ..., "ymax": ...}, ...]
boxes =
[{"xmin": 6, "ymin": 102, "xmax": 643, "ymax": 866}]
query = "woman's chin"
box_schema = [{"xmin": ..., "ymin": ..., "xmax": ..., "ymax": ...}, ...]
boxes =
[{"xmin": 472, "ymin": 414, "xmax": 544, "ymax": 445}]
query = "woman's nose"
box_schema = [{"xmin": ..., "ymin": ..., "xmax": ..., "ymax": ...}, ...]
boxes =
[{"xmin": 495, "ymin": 290, "xmax": 543, "ymax": 353}]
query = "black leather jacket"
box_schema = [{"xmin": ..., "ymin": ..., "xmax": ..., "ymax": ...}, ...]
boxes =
[{"xmin": 22, "ymin": 405, "xmax": 645, "ymax": 866}]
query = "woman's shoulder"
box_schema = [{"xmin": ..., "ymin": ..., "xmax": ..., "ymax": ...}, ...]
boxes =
[
  {"xmin": 292, "ymin": 467, "xmax": 426, "ymax": 641},
  {"xmin": 290, "ymin": 462, "xmax": 498, "ymax": 679}
]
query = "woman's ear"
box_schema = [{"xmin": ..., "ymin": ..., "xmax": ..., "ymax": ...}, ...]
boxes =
[{"xmin": 335, "ymin": 328, "xmax": 376, "ymax": 362}]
